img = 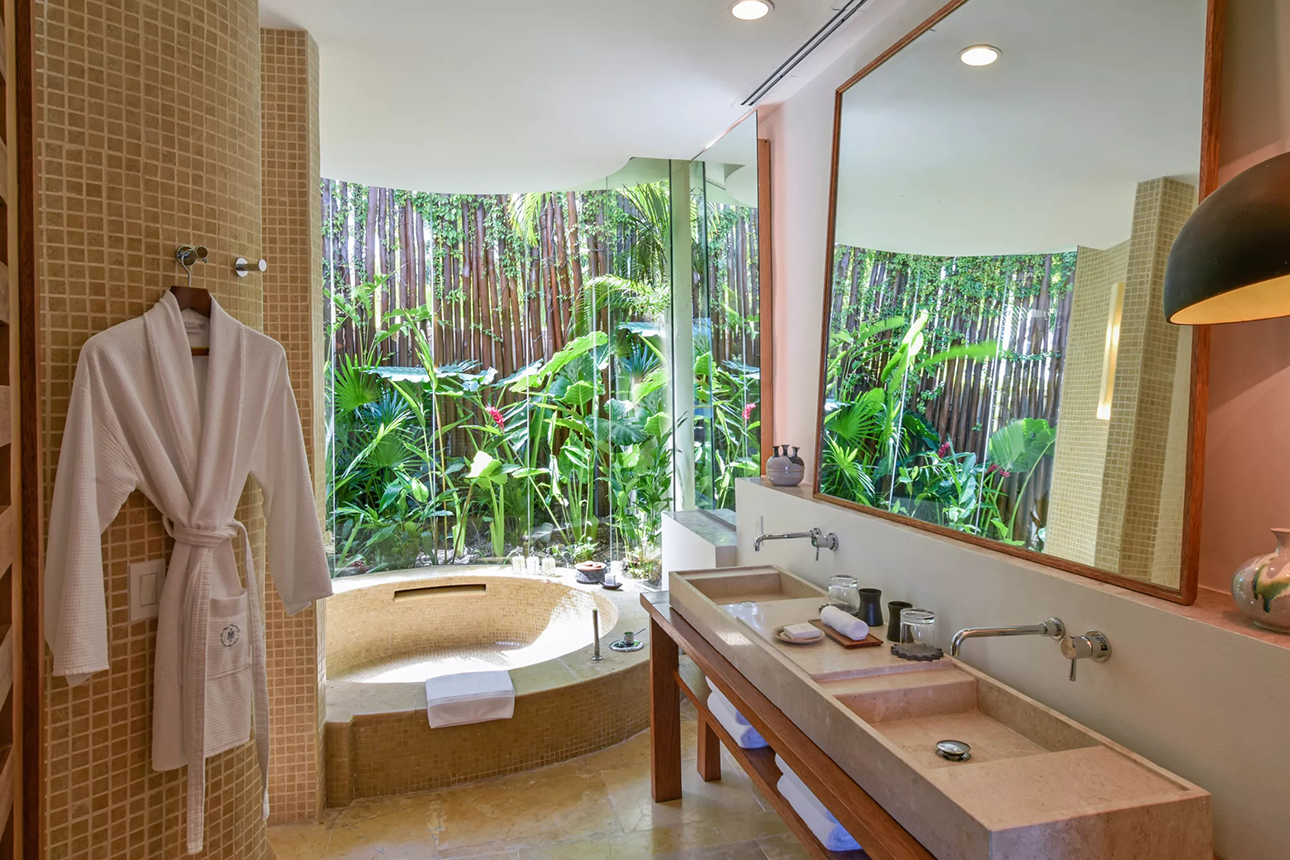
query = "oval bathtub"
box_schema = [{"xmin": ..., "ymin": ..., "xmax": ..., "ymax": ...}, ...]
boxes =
[
  {"xmin": 322, "ymin": 567, "xmax": 650, "ymax": 806},
  {"xmin": 327, "ymin": 572, "xmax": 620, "ymax": 682}
]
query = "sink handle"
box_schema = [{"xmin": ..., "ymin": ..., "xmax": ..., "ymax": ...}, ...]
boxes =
[{"xmin": 1060, "ymin": 631, "xmax": 1111, "ymax": 682}]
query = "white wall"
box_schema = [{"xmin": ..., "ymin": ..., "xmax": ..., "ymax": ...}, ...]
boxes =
[{"xmin": 737, "ymin": 479, "xmax": 1284, "ymax": 860}]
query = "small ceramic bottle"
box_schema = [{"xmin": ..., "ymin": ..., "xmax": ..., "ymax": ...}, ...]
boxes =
[
  {"xmin": 789, "ymin": 446, "xmax": 805, "ymax": 467},
  {"xmin": 766, "ymin": 445, "xmax": 804, "ymax": 487}
]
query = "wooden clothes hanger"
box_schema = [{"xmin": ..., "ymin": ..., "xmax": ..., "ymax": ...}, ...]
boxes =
[{"xmin": 170, "ymin": 245, "xmax": 211, "ymax": 355}]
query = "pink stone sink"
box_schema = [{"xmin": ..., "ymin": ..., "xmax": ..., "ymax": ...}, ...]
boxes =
[{"xmin": 668, "ymin": 564, "xmax": 1212, "ymax": 860}]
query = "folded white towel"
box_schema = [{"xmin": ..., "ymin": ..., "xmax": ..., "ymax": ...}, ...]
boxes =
[
  {"xmin": 781, "ymin": 622, "xmax": 819, "ymax": 640},
  {"xmin": 775, "ymin": 756, "xmax": 861, "ymax": 852},
  {"xmin": 708, "ymin": 690, "xmax": 768, "ymax": 749},
  {"xmin": 821, "ymin": 605, "xmax": 869, "ymax": 641},
  {"xmin": 425, "ymin": 670, "xmax": 515, "ymax": 728}
]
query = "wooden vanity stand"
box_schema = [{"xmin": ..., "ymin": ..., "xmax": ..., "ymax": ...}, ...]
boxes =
[{"xmin": 643, "ymin": 592, "xmax": 933, "ymax": 860}]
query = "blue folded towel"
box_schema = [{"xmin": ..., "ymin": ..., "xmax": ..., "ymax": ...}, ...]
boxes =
[
  {"xmin": 775, "ymin": 754, "xmax": 861, "ymax": 852},
  {"xmin": 707, "ymin": 689, "xmax": 768, "ymax": 749}
]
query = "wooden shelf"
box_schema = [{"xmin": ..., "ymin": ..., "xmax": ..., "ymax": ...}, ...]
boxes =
[
  {"xmin": 644, "ymin": 593, "xmax": 934, "ymax": 860},
  {"xmin": 673, "ymin": 662, "xmax": 867, "ymax": 860}
]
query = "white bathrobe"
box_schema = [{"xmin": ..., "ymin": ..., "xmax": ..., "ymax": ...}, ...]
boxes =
[{"xmin": 44, "ymin": 291, "xmax": 332, "ymax": 854}]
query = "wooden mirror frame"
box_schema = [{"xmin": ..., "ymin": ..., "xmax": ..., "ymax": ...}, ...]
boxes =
[{"xmin": 813, "ymin": 0, "xmax": 1226, "ymax": 605}]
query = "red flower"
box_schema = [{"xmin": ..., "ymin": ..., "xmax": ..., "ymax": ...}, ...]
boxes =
[
  {"xmin": 936, "ymin": 441, "xmax": 951, "ymax": 458},
  {"xmin": 986, "ymin": 464, "xmax": 1011, "ymax": 479},
  {"xmin": 742, "ymin": 402, "xmax": 757, "ymax": 423},
  {"xmin": 485, "ymin": 405, "xmax": 505, "ymax": 431}
]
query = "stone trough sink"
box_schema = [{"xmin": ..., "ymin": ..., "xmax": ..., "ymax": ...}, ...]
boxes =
[{"xmin": 668, "ymin": 565, "xmax": 1211, "ymax": 860}]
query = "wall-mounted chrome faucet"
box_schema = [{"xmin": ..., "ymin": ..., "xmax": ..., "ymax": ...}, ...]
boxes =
[
  {"xmin": 754, "ymin": 526, "xmax": 839, "ymax": 560},
  {"xmin": 1059, "ymin": 630, "xmax": 1111, "ymax": 681},
  {"xmin": 951, "ymin": 618, "xmax": 1112, "ymax": 682},
  {"xmin": 950, "ymin": 618, "xmax": 1065, "ymax": 657}
]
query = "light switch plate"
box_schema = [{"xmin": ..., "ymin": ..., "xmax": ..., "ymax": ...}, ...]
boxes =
[{"xmin": 129, "ymin": 558, "xmax": 166, "ymax": 623}]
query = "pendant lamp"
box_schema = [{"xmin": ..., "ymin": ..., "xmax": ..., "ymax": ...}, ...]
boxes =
[{"xmin": 1163, "ymin": 150, "xmax": 1290, "ymax": 324}]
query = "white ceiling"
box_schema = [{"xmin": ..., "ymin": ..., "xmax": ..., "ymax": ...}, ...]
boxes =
[
  {"xmin": 833, "ymin": 0, "xmax": 1208, "ymax": 256},
  {"xmin": 260, "ymin": 0, "xmax": 839, "ymax": 193}
]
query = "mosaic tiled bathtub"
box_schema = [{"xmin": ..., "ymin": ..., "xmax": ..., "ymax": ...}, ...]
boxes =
[{"xmin": 323, "ymin": 568, "xmax": 650, "ymax": 805}]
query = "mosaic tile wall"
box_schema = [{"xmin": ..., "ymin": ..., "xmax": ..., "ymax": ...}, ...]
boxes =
[
  {"xmin": 1095, "ymin": 178, "xmax": 1196, "ymax": 581},
  {"xmin": 1046, "ymin": 241, "xmax": 1128, "ymax": 566},
  {"xmin": 37, "ymin": 0, "xmax": 269, "ymax": 857},
  {"xmin": 326, "ymin": 660, "xmax": 650, "ymax": 806},
  {"xmin": 1046, "ymin": 178, "xmax": 1195, "ymax": 584},
  {"xmin": 259, "ymin": 28, "xmax": 326, "ymax": 827}
]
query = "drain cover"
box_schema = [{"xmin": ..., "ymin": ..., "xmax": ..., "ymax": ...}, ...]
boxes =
[{"xmin": 935, "ymin": 739, "xmax": 972, "ymax": 762}]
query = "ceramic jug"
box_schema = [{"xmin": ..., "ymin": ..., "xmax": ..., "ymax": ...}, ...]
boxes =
[{"xmin": 1232, "ymin": 528, "xmax": 1290, "ymax": 632}]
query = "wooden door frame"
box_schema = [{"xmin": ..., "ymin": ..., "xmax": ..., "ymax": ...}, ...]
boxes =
[
  {"xmin": 16, "ymin": 0, "xmax": 41, "ymax": 853},
  {"xmin": 811, "ymin": 0, "xmax": 1226, "ymax": 605},
  {"xmin": 757, "ymin": 137, "xmax": 774, "ymax": 473}
]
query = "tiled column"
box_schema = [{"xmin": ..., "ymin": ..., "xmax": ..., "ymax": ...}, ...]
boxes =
[
  {"xmin": 260, "ymin": 29, "xmax": 327, "ymax": 825},
  {"xmin": 1094, "ymin": 177, "xmax": 1196, "ymax": 581},
  {"xmin": 39, "ymin": 1, "xmax": 269, "ymax": 857}
]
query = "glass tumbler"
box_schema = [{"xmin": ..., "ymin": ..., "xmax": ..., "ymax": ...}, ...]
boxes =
[
  {"xmin": 900, "ymin": 609, "xmax": 937, "ymax": 646},
  {"xmin": 828, "ymin": 575, "xmax": 861, "ymax": 614}
]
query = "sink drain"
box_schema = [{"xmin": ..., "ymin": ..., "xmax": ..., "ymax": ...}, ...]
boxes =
[{"xmin": 935, "ymin": 739, "xmax": 972, "ymax": 762}]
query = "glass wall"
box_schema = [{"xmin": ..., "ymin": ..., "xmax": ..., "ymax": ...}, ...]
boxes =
[
  {"xmin": 323, "ymin": 160, "xmax": 675, "ymax": 581},
  {"xmin": 689, "ymin": 114, "xmax": 762, "ymax": 513}
]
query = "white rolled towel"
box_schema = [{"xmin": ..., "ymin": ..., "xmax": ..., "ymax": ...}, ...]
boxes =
[
  {"xmin": 775, "ymin": 755, "xmax": 862, "ymax": 853},
  {"xmin": 708, "ymin": 688, "xmax": 769, "ymax": 749},
  {"xmin": 821, "ymin": 605, "xmax": 869, "ymax": 641}
]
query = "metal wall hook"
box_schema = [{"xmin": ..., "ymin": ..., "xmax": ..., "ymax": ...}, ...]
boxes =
[
  {"xmin": 234, "ymin": 257, "xmax": 268, "ymax": 277},
  {"xmin": 176, "ymin": 245, "xmax": 209, "ymax": 287}
]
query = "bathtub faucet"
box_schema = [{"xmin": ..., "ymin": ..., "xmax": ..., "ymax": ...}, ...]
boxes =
[
  {"xmin": 592, "ymin": 608, "xmax": 603, "ymax": 662},
  {"xmin": 754, "ymin": 527, "xmax": 839, "ymax": 561}
]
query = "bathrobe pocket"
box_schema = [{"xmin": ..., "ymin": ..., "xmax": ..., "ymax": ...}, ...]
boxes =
[{"xmin": 203, "ymin": 592, "xmax": 254, "ymax": 754}]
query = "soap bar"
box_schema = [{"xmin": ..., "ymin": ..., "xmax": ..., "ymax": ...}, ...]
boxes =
[{"xmin": 782, "ymin": 622, "xmax": 819, "ymax": 640}]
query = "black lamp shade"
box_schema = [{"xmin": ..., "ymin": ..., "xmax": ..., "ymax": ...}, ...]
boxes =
[{"xmin": 1163, "ymin": 150, "xmax": 1290, "ymax": 325}]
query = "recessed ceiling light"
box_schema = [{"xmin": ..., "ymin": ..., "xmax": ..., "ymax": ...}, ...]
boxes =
[
  {"xmin": 959, "ymin": 45, "xmax": 1001, "ymax": 67},
  {"xmin": 730, "ymin": 0, "xmax": 773, "ymax": 21}
]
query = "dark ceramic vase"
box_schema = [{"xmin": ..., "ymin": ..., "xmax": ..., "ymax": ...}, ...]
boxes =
[
  {"xmin": 886, "ymin": 600, "xmax": 913, "ymax": 642},
  {"xmin": 857, "ymin": 588, "xmax": 883, "ymax": 627}
]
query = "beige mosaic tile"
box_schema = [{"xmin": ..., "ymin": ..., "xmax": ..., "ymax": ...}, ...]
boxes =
[
  {"xmin": 38, "ymin": 0, "xmax": 270, "ymax": 857},
  {"xmin": 260, "ymin": 26, "xmax": 327, "ymax": 827}
]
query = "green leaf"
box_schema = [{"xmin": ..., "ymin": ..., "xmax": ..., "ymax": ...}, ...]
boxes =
[
  {"xmin": 467, "ymin": 450, "xmax": 502, "ymax": 482},
  {"xmin": 562, "ymin": 380, "xmax": 596, "ymax": 407},
  {"xmin": 986, "ymin": 418, "xmax": 1056, "ymax": 474}
]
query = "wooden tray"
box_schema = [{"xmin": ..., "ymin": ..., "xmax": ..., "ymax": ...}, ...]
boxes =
[{"xmin": 810, "ymin": 619, "xmax": 883, "ymax": 649}]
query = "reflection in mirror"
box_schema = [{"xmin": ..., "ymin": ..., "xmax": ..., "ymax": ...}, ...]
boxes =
[
  {"xmin": 817, "ymin": 0, "xmax": 1208, "ymax": 592},
  {"xmin": 690, "ymin": 114, "xmax": 762, "ymax": 513}
]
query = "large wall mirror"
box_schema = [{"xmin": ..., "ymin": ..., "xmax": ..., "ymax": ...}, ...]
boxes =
[{"xmin": 815, "ymin": 0, "xmax": 1221, "ymax": 602}]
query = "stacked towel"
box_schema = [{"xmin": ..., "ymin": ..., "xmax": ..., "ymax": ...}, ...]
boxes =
[
  {"xmin": 425, "ymin": 670, "xmax": 515, "ymax": 728},
  {"xmin": 821, "ymin": 605, "xmax": 870, "ymax": 641},
  {"xmin": 707, "ymin": 685, "xmax": 769, "ymax": 749},
  {"xmin": 775, "ymin": 754, "xmax": 862, "ymax": 853}
]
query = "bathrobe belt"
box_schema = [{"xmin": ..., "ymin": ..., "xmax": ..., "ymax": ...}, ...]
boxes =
[{"xmin": 165, "ymin": 516, "xmax": 271, "ymax": 855}]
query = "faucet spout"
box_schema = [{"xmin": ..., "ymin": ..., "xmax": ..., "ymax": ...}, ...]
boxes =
[
  {"xmin": 950, "ymin": 617, "xmax": 1065, "ymax": 657},
  {"xmin": 754, "ymin": 527, "xmax": 839, "ymax": 560}
]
